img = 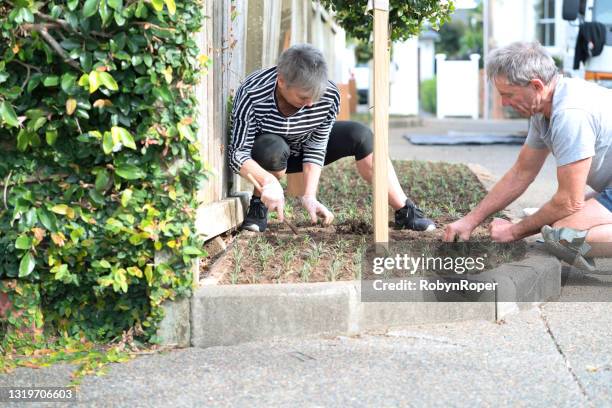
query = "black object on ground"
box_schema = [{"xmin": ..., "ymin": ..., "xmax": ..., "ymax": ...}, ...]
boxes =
[{"xmin": 406, "ymin": 131, "xmax": 526, "ymax": 145}]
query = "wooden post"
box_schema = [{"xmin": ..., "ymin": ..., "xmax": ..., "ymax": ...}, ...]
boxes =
[{"xmin": 372, "ymin": 0, "xmax": 389, "ymax": 245}]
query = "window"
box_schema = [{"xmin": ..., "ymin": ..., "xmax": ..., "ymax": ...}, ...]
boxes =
[{"xmin": 536, "ymin": 0, "xmax": 556, "ymax": 46}]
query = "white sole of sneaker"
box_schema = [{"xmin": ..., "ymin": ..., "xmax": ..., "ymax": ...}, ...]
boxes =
[{"xmin": 242, "ymin": 224, "xmax": 262, "ymax": 232}]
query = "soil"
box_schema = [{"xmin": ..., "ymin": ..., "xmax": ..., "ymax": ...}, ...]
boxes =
[{"xmin": 200, "ymin": 160, "xmax": 525, "ymax": 284}]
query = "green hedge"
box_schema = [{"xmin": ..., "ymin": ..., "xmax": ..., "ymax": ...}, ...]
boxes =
[
  {"xmin": 420, "ymin": 77, "xmax": 436, "ymax": 114},
  {"xmin": 0, "ymin": 0, "xmax": 208, "ymax": 345}
]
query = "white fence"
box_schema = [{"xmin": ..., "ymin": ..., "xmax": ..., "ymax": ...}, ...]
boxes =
[{"xmin": 436, "ymin": 53, "xmax": 480, "ymax": 119}]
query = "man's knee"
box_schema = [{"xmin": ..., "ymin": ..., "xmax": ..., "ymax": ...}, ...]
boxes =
[
  {"xmin": 252, "ymin": 134, "xmax": 290, "ymax": 171},
  {"xmin": 347, "ymin": 122, "xmax": 373, "ymax": 160}
]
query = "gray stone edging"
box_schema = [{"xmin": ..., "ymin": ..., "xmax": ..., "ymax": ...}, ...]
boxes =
[{"xmin": 155, "ymin": 244, "xmax": 561, "ymax": 348}]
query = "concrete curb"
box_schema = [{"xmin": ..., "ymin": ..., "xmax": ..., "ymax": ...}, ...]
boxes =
[{"xmin": 185, "ymin": 244, "xmax": 560, "ymax": 348}]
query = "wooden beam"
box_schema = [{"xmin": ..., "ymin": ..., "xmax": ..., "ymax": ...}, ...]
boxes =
[{"xmin": 372, "ymin": 1, "xmax": 389, "ymax": 245}]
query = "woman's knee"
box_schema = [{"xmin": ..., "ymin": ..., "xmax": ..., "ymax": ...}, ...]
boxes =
[
  {"xmin": 251, "ymin": 134, "xmax": 290, "ymax": 171},
  {"xmin": 346, "ymin": 122, "xmax": 373, "ymax": 160}
]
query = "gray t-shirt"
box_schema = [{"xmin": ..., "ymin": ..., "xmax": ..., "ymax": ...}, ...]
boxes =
[{"xmin": 526, "ymin": 76, "xmax": 612, "ymax": 192}]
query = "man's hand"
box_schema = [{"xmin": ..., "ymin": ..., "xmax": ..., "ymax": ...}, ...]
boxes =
[
  {"xmin": 443, "ymin": 218, "xmax": 476, "ymax": 242},
  {"xmin": 261, "ymin": 178, "xmax": 285, "ymax": 222},
  {"xmin": 300, "ymin": 195, "xmax": 334, "ymax": 225},
  {"xmin": 489, "ymin": 217, "xmax": 517, "ymax": 242}
]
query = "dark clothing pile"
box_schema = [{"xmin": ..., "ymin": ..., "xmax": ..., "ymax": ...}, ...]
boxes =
[{"xmin": 573, "ymin": 22, "xmax": 608, "ymax": 69}]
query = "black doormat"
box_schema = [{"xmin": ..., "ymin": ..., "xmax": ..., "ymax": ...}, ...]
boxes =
[{"xmin": 405, "ymin": 132, "xmax": 526, "ymax": 145}]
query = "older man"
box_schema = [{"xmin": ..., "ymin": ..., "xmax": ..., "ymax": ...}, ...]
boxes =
[
  {"xmin": 229, "ymin": 44, "xmax": 435, "ymax": 233},
  {"xmin": 443, "ymin": 41, "xmax": 612, "ymax": 270}
]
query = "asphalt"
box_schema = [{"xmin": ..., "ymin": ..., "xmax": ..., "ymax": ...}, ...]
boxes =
[{"xmin": 1, "ymin": 118, "xmax": 610, "ymax": 407}]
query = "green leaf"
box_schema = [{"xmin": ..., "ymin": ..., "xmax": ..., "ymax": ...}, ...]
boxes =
[
  {"xmin": 135, "ymin": 0, "xmax": 147, "ymax": 18},
  {"xmin": 144, "ymin": 265, "xmax": 153, "ymax": 284},
  {"xmin": 100, "ymin": 260, "xmax": 112, "ymax": 268},
  {"xmin": 111, "ymin": 126, "xmax": 136, "ymax": 150},
  {"xmin": 183, "ymin": 246, "xmax": 205, "ymax": 256},
  {"xmin": 95, "ymin": 170, "xmax": 110, "ymax": 192},
  {"xmin": 177, "ymin": 122, "xmax": 195, "ymax": 142},
  {"xmin": 61, "ymin": 73, "xmax": 77, "ymax": 93},
  {"xmin": 0, "ymin": 101, "xmax": 19, "ymax": 127},
  {"xmin": 43, "ymin": 76, "xmax": 59, "ymax": 87},
  {"xmin": 83, "ymin": 0, "xmax": 100, "ymax": 18},
  {"xmin": 89, "ymin": 189, "xmax": 106, "ymax": 206},
  {"xmin": 151, "ymin": 0, "xmax": 164, "ymax": 11},
  {"xmin": 99, "ymin": 0, "xmax": 112, "ymax": 25},
  {"xmin": 46, "ymin": 130, "xmax": 58, "ymax": 146},
  {"xmin": 121, "ymin": 189, "xmax": 133, "ymax": 207},
  {"xmin": 152, "ymin": 87, "xmax": 173, "ymax": 103},
  {"xmin": 114, "ymin": 12, "xmax": 126, "ymax": 26},
  {"xmin": 19, "ymin": 252, "xmax": 36, "ymax": 277},
  {"xmin": 108, "ymin": 0, "xmax": 123, "ymax": 10},
  {"xmin": 37, "ymin": 208, "xmax": 58, "ymax": 232},
  {"xmin": 164, "ymin": 0, "xmax": 176, "ymax": 15},
  {"xmin": 102, "ymin": 132, "xmax": 114, "ymax": 154},
  {"xmin": 15, "ymin": 235, "xmax": 32, "ymax": 250},
  {"xmin": 99, "ymin": 72, "xmax": 119, "ymax": 91},
  {"xmin": 129, "ymin": 234, "xmax": 144, "ymax": 245},
  {"xmin": 16, "ymin": 130, "xmax": 30, "ymax": 151},
  {"xmin": 51, "ymin": 204, "xmax": 69, "ymax": 215},
  {"xmin": 115, "ymin": 165, "xmax": 146, "ymax": 180},
  {"xmin": 88, "ymin": 71, "xmax": 101, "ymax": 93},
  {"xmin": 78, "ymin": 73, "xmax": 89, "ymax": 87},
  {"xmin": 67, "ymin": 0, "xmax": 79, "ymax": 11}
]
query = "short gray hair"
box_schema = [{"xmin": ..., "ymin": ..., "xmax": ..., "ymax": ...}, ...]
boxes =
[
  {"xmin": 277, "ymin": 44, "xmax": 328, "ymax": 101},
  {"xmin": 486, "ymin": 41, "xmax": 558, "ymax": 86}
]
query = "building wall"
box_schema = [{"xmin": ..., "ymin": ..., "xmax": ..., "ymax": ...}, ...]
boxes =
[
  {"xmin": 490, "ymin": 0, "xmax": 569, "ymax": 58},
  {"xmin": 419, "ymin": 39, "xmax": 436, "ymax": 82},
  {"xmin": 390, "ymin": 39, "xmax": 420, "ymax": 116}
]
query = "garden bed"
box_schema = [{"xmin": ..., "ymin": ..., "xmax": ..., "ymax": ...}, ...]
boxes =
[{"xmin": 200, "ymin": 159, "xmax": 523, "ymax": 284}]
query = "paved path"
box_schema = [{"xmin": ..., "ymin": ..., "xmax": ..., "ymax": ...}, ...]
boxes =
[{"xmin": 2, "ymin": 296, "xmax": 610, "ymax": 407}]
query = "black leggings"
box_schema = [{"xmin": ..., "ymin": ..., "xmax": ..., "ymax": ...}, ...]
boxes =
[{"xmin": 250, "ymin": 121, "xmax": 374, "ymax": 174}]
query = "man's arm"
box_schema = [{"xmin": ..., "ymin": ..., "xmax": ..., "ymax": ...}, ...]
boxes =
[
  {"xmin": 509, "ymin": 157, "xmax": 591, "ymax": 239},
  {"xmin": 443, "ymin": 145, "xmax": 549, "ymax": 241}
]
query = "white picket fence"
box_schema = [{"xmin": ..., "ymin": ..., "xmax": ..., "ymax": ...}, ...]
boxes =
[{"xmin": 436, "ymin": 53, "xmax": 480, "ymax": 119}]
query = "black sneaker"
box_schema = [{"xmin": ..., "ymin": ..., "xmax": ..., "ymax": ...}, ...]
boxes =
[
  {"xmin": 242, "ymin": 196, "xmax": 268, "ymax": 232},
  {"xmin": 394, "ymin": 198, "xmax": 436, "ymax": 231}
]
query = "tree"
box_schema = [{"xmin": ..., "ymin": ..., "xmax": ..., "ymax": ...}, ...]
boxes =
[{"xmin": 319, "ymin": 0, "xmax": 455, "ymax": 42}]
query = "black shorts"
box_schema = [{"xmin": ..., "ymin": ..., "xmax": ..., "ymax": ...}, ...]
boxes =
[{"xmin": 250, "ymin": 121, "xmax": 374, "ymax": 174}]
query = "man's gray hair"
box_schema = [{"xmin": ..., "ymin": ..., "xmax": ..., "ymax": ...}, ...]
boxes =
[
  {"xmin": 277, "ymin": 44, "xmax": 328, "ymax": 101},
  {"xmin": 486, "ymin": 41, "xmax": 558, "ymax": 86}
]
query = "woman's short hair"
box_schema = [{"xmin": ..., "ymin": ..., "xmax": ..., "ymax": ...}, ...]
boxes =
[{"xmin": 277, "ymin": 44, "xmax": 328, "ymax": 101}]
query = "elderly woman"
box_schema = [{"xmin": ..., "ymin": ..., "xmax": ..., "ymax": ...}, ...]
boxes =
[
  {"xmin": 444, "ymin": 41, "xmax": 612, "ymax": 271},
  {"xmin": 228, "ymin": 44, "xmax": 434, "ymax": 233}
]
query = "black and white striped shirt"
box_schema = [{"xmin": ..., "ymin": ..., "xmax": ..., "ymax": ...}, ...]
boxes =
[{"xmin": 228, "ymin": 66, "xmax": 340, "ymax": 173}]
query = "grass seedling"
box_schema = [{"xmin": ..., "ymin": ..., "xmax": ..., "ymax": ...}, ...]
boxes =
[
  {"xmin": 300, "ymin": 261, "xmax": 312, "ymax": 282},
  {"xmin": 257, "ymin": 240, "xmax": 274, "ymax": 271},
  {"xmin": 328, "ymin": 259, "xmax": 343, "ymax": 282},
  {"xmin": 231, "ymin": 245, "xmax": 243, "ymax": 284}
]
